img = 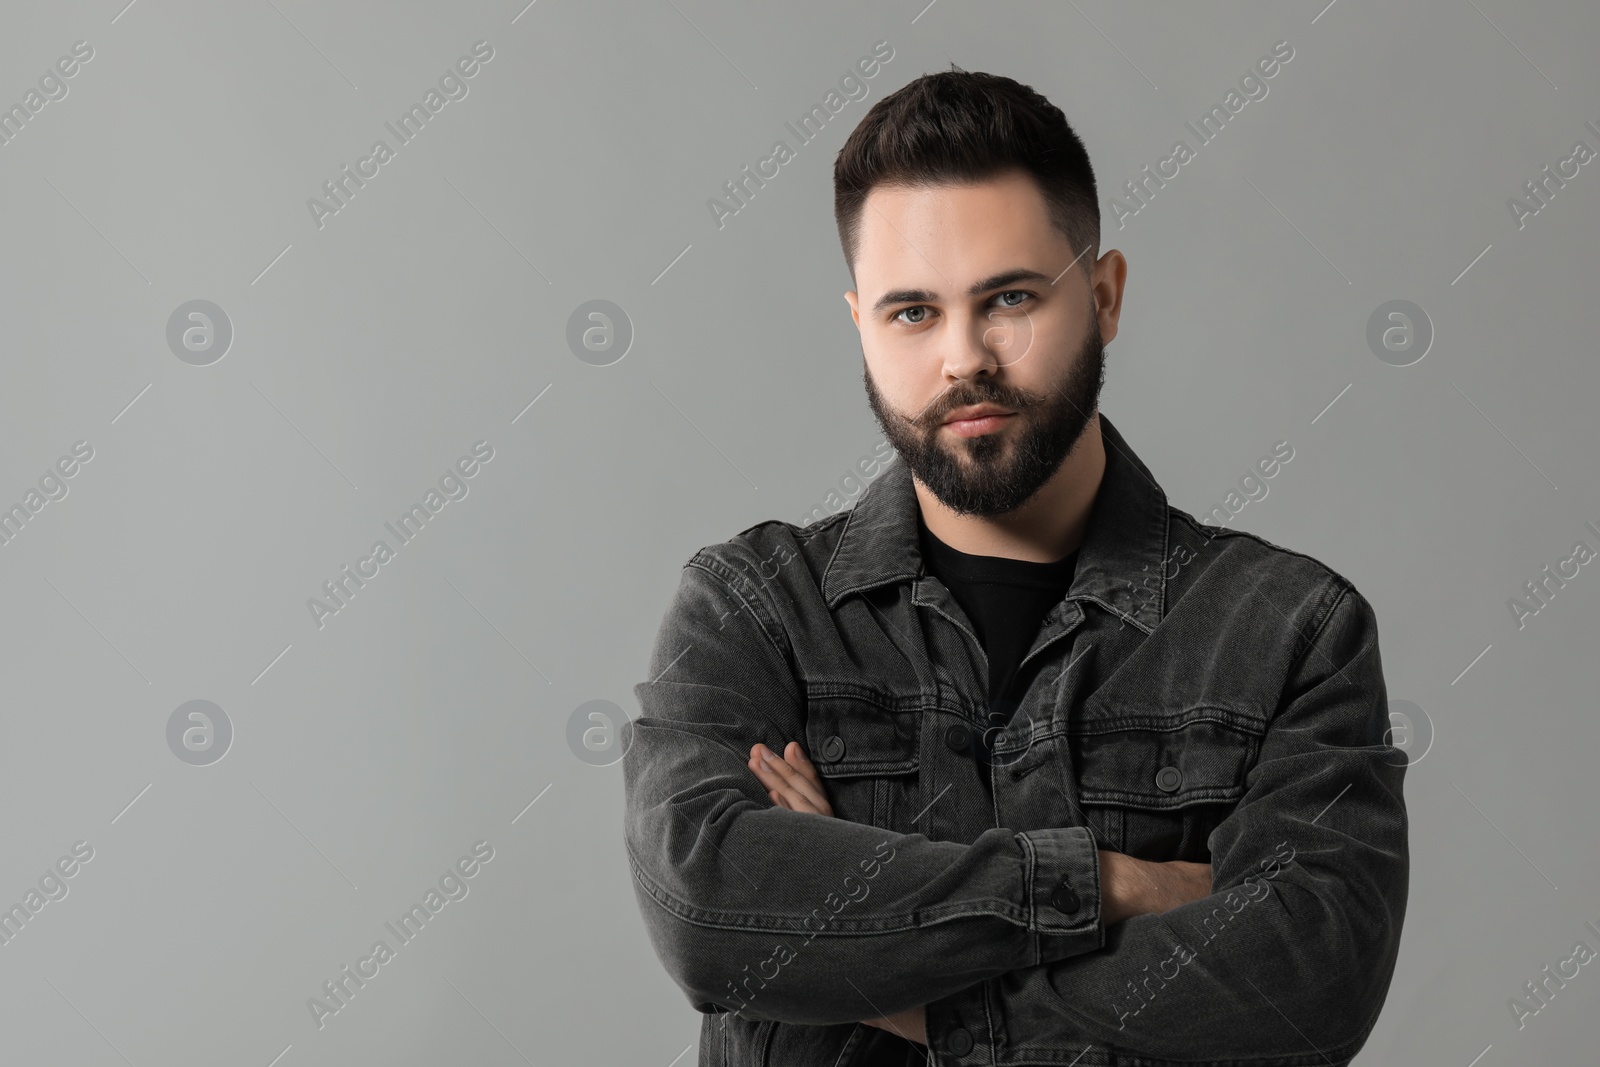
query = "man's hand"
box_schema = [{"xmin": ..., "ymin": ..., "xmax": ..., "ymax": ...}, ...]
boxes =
[
  {"xmin": 860, "ymin": 1004, "xmax": 927, "ymax": 1045},
  {"xmin": 748, "ymin": 745, "xmax": 928, "ymax": 1043},
  {"xmin": 747, "ymin": 742, "xmax": 834, "ymax": 817},
  {"xmin": 1098, "ymin": 850, "xmax": 1213, "ymax": 926}
]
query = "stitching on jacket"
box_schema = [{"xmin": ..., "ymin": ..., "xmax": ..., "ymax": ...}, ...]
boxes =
[
  {"xmin": 1285, "ymin": 577, "xmax": 1354, "ymax": 683},
  {"xmin": 686, "ymin": 554, "xmax": 796, "ymax": 675},
  {"xmin": 624, "ymin": 839, "xmax": 1030, "ymax": 934},
  {"xmin": 827, "ymin": 1023, "xmax": 864, "ymax": 1067},
  {"xmin": 1017, "ymin": 831, "xmax": 1038, "ymax": 966},
  {"xmin": 1173, "ymin": 509, "xmax": 1362, "ymax": 595}
]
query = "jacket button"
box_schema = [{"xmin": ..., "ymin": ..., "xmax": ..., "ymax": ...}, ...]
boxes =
[
  {"xmin": 945, "ymin": 1025, "xmax": 973, "ymax": 1055},
  {"xmin": 1155, "ymin": 765, "xmax": 1182, "ymax": 792},
  {"xmin": 944, "ymin": 724, "xmax": 970, "ymax": 753},
  {"xmin": 821, "ymin": 735, "xmax": 846, "ymax": 761},
  {"xmin": 1050, "ymin": 880, "xmax": 1080, "ymax": 913}
]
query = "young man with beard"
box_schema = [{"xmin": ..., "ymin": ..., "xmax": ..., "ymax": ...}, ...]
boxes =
[{"xmin": 623, "ymin": 70, "xmax": 1408, "ymax": 1067}]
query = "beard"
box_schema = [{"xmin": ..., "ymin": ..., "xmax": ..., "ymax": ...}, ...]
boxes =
[{"xmin": 862, "ymin": 314, "xmax": 1106, "ymax": 517}]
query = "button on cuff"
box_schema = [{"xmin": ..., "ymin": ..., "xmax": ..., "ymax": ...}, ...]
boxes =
[
  {"xmin": 1016, "ymin": 825, "xmax": 1103, "ymax": 963},
  {"xmin": 1049, "ymin": 882, "xmax": 1080, "ymax": 913},
  {"xmin": 923, "ymin": 982, "xmax": 983, "ymax": 1063},
  {"xmin": 945, "ymin": 1026, "xmax": 973, "ymax": 1055}
]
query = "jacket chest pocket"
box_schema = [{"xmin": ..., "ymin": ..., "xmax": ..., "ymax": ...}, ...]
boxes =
[
  {"xmin": 1072, "ymin": 704, "xmax": 1266, "ymax": 862},
  {"xmin": 804, "ymin": 691, "xmax": 921, "ymax": 832}
]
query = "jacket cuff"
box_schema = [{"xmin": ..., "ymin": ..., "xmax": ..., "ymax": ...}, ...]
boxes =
[
  {"xmin": 1015, "ymin": 826, "xmax": 1104, "ymax": 964},
  {"xmin": 922, "ymin": 979, "xmax": 988, "ymax": 1063}
]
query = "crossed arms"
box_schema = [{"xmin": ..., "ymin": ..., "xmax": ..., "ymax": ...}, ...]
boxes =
[
  {"xmin": 750, "ymin": 740, "xmax": 1216, "ymax": 1045},
  {"xmin": 622, "ymin": 554, "xmax": 1408, "ymax": 1059}
]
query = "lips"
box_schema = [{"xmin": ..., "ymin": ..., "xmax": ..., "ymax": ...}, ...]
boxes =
[
  {"xmin": 942, "ymin": 408, "xmax": 1016, "ymax": 438},
  {"xmin": 942, "ymin": 404, "xmax": 1014, "ymax": 425}
]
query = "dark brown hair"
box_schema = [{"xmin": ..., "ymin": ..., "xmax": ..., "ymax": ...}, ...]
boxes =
[{"xmin": 833, "ymin": 68, "xmax": 1099, "ymax": 281}]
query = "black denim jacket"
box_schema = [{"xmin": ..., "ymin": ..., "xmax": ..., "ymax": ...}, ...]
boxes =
[{"xmin": 623, "ymin": 414, "xmax": 1409, "ymax": 1066}]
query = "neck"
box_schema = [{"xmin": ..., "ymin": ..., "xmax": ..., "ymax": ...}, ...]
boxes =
[{"xmin": 914, "ymin": 413, "xmax": 1106, "ymax": 563}]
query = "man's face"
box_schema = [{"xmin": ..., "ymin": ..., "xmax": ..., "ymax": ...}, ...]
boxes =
[{"xmin": 846, "ymin": 170, "xmax": 1107, "ymax": 517}]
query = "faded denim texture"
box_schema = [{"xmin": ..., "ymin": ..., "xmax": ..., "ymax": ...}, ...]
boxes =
[{"xmin": 622, "ymin": 414, "xmax": 1409, "ymax": 1066}]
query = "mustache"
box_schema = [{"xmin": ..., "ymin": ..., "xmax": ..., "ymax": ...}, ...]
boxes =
[{"xmin": 912, "ymin": 383, "xmax": 1032, "ymax": 427}]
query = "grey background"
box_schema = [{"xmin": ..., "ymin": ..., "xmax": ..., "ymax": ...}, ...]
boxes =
[{"xmin": 0, "ymin": 1, "xmax": 1595, "ymax": 1064}]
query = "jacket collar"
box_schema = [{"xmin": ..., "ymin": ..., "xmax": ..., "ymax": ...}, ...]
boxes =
[{"xmin": 820, "ymin": 412, "xmax": 1170, "ymax": 630}]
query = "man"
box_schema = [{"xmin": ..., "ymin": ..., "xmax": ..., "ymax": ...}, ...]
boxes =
[{"xmin": 623, "ymin": 70, "xmax": 1408, "ymax": 1066}]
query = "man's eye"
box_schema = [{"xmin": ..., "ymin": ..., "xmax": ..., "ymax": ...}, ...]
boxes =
[
  {"xmin": 893, "ymin": 306, "xmax": 930, "ymax": 325},
  {"xmin": 994, "ymin": 290, "xmax": 1031, "ymax": 308}
]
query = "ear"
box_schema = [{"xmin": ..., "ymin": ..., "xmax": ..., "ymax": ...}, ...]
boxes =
[
  {"xmin": 844, "ymin": 290, "xmax": 860, "ymax": 329},
  {"xmin": 1090, "ymin": 250, "xmax": 1128, "ymax": 346}
]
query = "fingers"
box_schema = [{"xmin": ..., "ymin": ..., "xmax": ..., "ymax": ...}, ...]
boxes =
[
  {"xmin": 747, "ymin": 743, "xmax": 833, "ymax": 816},
  {"xmin": 785, "ymin": 740, "xmax": 818, "ymax": 774},
  {"xmin": 752, "ymin": 743, "xmax": 830, "ymax": 813},
  {"xmin": 749, "ymin": 751, "xmax": 819, "ymax": 813},
  {"xmin": 782, "ymin": 742, "xmax": 833, "ymax": 797},
  {"xmin": 749, "ymin": 745, "xmax": 811, "ymax": 811},
  {"xmin": 783, "ymin": 742, "xmax": 833, "ymax": 808}
]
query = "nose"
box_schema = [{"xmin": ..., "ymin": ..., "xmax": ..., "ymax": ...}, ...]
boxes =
[{"xmin": 938, "ymin": 307, "xmax": 1005, "ymax": 386}]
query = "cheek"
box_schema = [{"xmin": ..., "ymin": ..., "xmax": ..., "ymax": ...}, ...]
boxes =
[
  {"xmin": 986, "ymin": 313, "xmax": 1036, "ymax": 363},
  {"xmin": 1005, "ymin": 323, "xmax": 1077, "ymax": 381},
  {"xmin": 864, "ymin": 350, "xmax": 929, "ymax": 404},
  {"xmin": 1008, "ymin": 305, "xmax": 1084, "ymax": 371}
]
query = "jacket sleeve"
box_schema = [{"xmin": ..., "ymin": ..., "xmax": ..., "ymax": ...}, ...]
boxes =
[
  {"xmin": 926, "ymin": 580, "xmax": 1409, "ymax": 1061},
  {"xmin": 622, "ymin": 550, "xmax": 1108, "ymax": 1026}
]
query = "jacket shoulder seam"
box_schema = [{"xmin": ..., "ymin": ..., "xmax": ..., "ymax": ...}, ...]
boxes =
[
  {"xmin": 1287, "ymin": 577, "xmax": 1356, "ymax": 681},
  {"xmin": 731, "ymin": 510, "xmax": 851, "ymax": 545},
  {"xmin": 683, "ymin": 551, "xmax": 795, "ymax": 672},
  {"xmin": 1172, "ymin": 510, "xmax": 1363, "ymax": 594}
]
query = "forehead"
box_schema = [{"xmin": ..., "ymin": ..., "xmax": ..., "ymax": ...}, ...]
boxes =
[{"xmin": 855, "ymin": 170, "xmax": 1064, "ymax": 290}]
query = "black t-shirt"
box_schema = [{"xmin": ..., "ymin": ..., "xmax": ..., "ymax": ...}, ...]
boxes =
[{"xmin": 917, "ymin": 515, "xmax": 1078, "ymax": 726}]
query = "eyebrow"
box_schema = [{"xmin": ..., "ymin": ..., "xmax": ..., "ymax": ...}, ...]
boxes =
[{"xmin": 870, "ymin": 268, "xmax": 1055, "ymax": 315}]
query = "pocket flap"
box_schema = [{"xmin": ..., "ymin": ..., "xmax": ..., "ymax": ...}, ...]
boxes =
[
  {"xmin": 1075, "ymin": 712, "xmax": 1262, "ymax": 810},
  {"xmin": 804, "ymin": 689, "xmax": 920, "ymax": 778}
]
